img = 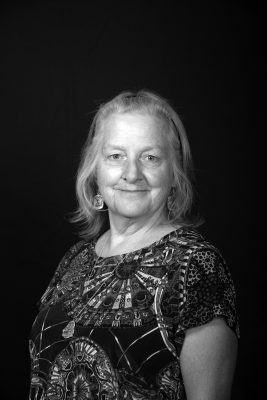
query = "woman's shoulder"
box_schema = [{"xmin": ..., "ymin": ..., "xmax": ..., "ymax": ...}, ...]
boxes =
[
  {"xmin": 39, "ymin": 238, "xmax": 95, "ymax": 308},
  {"xmin": 168, "ymin": 226, "xmax": 223, "ymax": 254},
  {"xmin": 59, "ymin": 239, "xmax": 90, "ymax": 263},
  {"xmin": 167, "ymin": 226, "xmax": 207, "ymax": 251},
  {"xmin": 171, "ymin": 229, "xmax": 238, "ymax": 319},
  {"xmin": 56, "ymin": 237, "xmax": 97, "ymax": 275},
  {"xmin": 166, "ymin": 227, "xmax": 230, "ymax": 276}
]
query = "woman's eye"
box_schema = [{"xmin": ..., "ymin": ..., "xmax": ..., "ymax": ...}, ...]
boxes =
[
  {"xmin": 107, "ymin": 154, "xmax": 124, "ymax": 160},
  {"xmin": 143, "ymin": 155, "xmax": 160, "ymax": 162}
]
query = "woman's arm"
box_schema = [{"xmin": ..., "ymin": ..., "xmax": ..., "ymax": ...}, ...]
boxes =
[{"xmin": 180, "ymin": 317, "xmax": 238, "ymax": 400}]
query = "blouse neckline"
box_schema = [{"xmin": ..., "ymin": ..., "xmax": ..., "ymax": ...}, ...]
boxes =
[{"xmin": 91, "ymin": 225, "xmax": 196, "ymax": 261}]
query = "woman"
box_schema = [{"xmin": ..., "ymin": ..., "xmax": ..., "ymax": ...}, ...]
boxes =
[{"xmin": 29, "ymin": 90, "xmax": 239, "ymax": 399}]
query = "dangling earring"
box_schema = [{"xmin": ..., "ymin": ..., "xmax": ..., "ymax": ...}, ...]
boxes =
[{"xmin": 93, "ymin": 193, "xmax": 104, "ymax": 210}]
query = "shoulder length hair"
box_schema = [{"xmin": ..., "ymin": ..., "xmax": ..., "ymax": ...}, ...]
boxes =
[{"xmin": 71, "ymin": 89, "xmax": 200, "ymax": 239}]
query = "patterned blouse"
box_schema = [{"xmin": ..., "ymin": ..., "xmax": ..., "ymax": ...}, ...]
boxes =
[{"xmin": 29, "ymin": 227, "xmax": 239, "ymax": 399}]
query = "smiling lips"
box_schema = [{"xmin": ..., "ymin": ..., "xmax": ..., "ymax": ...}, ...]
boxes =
[
  {"xmin": 114, "ymin": 188, "xmax": 149, "ymax": 192},
  {"xmin": 113, "ymin": 184, "xmax": 149, "ymax": 190}
]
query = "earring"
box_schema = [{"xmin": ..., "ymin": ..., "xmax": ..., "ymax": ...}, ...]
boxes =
[{"xmin": 93, "ymin": 193, "xmax": 104, "ymax": 210}]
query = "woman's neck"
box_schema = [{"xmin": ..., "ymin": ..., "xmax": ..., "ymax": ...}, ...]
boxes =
[{"xmin": 96, "ymin": 212, "xmax": 178, "ymax": 257}]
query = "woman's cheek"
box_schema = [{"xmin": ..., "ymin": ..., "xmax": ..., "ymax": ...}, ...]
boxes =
[{"xmin": 97, "ymin": 164, "xmax": 122, "ymax": 187}]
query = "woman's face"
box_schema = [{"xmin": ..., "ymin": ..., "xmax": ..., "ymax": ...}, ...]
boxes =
[{"xmin": 96, "ymin": 112, "xmax": 174, "ymax": 223}]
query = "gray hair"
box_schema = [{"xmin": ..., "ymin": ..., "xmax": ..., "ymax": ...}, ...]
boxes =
[{"xmin": 71, "ymin": 90, "xmax": 200, "ymax": 239}]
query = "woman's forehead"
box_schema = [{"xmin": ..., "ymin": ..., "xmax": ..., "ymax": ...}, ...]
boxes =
[{"xmin": 101, "ymin": 112, "xmax": 169, "ymax": 138}]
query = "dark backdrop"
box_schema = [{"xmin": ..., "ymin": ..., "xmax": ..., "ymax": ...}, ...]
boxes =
[{"xmin": 0, "ymin": 2, "xmax": 264, "ymax": 398}]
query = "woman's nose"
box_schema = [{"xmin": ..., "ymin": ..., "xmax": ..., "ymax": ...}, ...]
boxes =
[{"xmin": 122, "ymin": 159, "xmax": 142, "ymax": 182}]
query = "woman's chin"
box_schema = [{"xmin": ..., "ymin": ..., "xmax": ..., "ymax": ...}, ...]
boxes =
[{"xmin": 110, "ymin": 203, "xmax": 150, "ymax": 220}]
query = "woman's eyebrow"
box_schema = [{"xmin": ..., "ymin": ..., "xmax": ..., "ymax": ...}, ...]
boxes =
[
  {"xmin": 141, "ymin": 146, "xmax": 164, "ymax": 152},
  {"xmin": 102, "ymin": 145, "xmax": 126, "ymax": 151},
  {"xmin": 103, "ymin": 144, "xmax": 164, "ymax": 151},
  {"xmin": 104, "ymin": 143, "xmax": 124, "ymax": 149}
]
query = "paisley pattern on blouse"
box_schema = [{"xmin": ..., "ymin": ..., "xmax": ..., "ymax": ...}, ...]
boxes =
[{"xmin": 29, "ymin": 227, "xmax": 239, "ymax": 399}]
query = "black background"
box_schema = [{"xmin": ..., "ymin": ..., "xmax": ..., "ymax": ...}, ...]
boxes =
[{"xmin": 0, "ymin": 1, "xmax": 264, "ymax": 398}]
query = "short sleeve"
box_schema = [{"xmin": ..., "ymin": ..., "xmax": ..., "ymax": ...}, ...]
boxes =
[
  {"xmin": 176, "ymin": 245, "xmax": 240, "ymax": 338},
  {"xmin": 38, "ymin": 240, "xmax": 85, "ymax": 310}
]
